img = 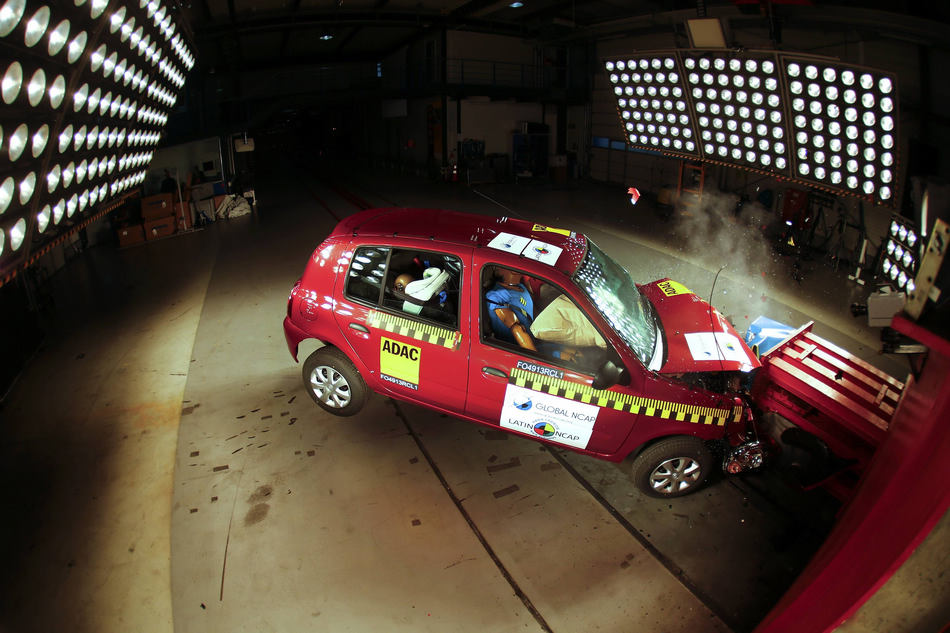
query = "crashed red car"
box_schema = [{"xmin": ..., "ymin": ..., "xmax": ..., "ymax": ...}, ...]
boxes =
[{"xmin": 283, "ymin": 208, "xmax": 765, "ymax": 497}]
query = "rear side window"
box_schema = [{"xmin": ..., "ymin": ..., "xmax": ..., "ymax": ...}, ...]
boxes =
[
  {"xmin": 382, "ymin": 249, "xmax": 461, "ymax": 329},
  {"xmin": 345, "ymin": 246, "xmax": 390, "ymax": 303},
  {"xmin": 344, "ymin": 245, "xmax": 461, "ymax": 329}
]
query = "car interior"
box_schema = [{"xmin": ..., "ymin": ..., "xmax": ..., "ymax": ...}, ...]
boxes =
[
  {"xmin": 382, "ymin": 249, "xmax": 462, "ymax": 328},
  {"xmin": 480, "ymin": 265, "xmax": 608, "ymax": 373}
]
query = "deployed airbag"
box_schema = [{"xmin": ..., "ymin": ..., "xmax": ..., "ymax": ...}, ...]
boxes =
[{"xmin": 531, "ymin": 294, "xmax": 607, "ymax": 348}]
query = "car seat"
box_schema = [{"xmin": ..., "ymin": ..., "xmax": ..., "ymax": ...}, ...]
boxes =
[{"xmin": 402, "ymin": 267, "xmax": 450, "ymax": 315}]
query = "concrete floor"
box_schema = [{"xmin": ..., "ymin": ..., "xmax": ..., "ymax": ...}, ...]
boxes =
[{"xmin": 0, "ymin": 157, "xmax": 945, "ymax": 633}]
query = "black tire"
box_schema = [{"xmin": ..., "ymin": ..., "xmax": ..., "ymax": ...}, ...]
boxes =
[
  {"xmin": 631, "ymin": 437, "xmax": 714, "ymax": 498},
  {"xmin": 302, "ymin": 347, "xmax": 368, "ymax": 417}
]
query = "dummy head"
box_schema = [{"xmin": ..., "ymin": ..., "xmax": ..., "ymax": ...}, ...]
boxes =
[
  {"xmin": 394, "ymin": 273, "xmax": 414, "ymax": 292},
  {"xmin": 495, "ymin": 268, "xmax": 522, "ymax": 287}
]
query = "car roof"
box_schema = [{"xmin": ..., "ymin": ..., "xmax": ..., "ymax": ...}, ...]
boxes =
[{"xmin": 333, "ymin": 207, "xmax": 589, "ymax": 275}]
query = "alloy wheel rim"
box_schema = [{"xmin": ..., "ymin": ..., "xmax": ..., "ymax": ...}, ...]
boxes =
[
  {"xmin": 309, "ymin": 365, "xmax": 351, "ymax": 408},
  {"xmin": 650, "ymin": 456, "xmax": 701, "ymax": 494}
]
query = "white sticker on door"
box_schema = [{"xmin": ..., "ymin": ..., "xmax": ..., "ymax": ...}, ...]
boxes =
[{"xmin": 499, "ymin": 384, "xmax": 598, "ymax": 449}]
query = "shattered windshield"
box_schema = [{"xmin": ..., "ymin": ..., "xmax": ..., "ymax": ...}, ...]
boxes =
[{"xmin": 572, "ymin": 240, "xmax": 659, "ymax": 367}]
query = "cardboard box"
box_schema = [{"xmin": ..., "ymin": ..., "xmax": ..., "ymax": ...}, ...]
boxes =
[
  {"xmin": 117, "ymin": 223, "xmax": 145, "ymax": 247},
  {"xmin": 141, "ymin": 193, "xmax": 175, "ymax": 220},
  {"xmin": 144, "ymin": 215, "xmax": 176, "ymax": 240},
  {"xmin": 190, "ymin": 182, "xmax": 215, "ymax": 201}
]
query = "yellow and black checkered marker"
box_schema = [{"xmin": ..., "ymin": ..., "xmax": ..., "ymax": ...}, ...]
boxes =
[
  {"xmin": 367, "ymin": 310, "xmax": 462, "ymax": 350},
  {"xmin": 509, "ymin": 367, "xmax": 735, "ymax": 426}
]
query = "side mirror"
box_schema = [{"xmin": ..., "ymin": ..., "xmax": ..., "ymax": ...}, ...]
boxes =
[{"xmin": 592, "ymin": 359, "xmax": 627, "ymax": 390}]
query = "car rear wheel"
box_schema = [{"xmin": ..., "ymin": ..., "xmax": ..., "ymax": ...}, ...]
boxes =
[
  {"xmin": 631, "ymin": 437, "xmax": 713, "ymax": 498},
  {"xmin": 302, "ymin": 347, "xmax": 367, "ymax": 417}
]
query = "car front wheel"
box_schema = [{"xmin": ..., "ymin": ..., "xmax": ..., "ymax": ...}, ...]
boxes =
[
  {"xmin": 631, "ymin": 437, "xmax": 713, "ymax": 498},
  {"xmin": 302, "ymin": 347, "xmax": 368, "ymax": 417}
]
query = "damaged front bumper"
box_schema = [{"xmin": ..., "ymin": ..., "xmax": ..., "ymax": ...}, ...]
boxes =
[{"xmin": 723, "ymin": 440, "xmax": 766, "ymax": 474}]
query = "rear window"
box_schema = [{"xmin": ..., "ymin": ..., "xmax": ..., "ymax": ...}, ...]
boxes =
[
  {"xmin": 344, "ymin": 246, "xmax": 462, "ymax": 329},
  {"xmin": 345, "ymin": 246, "xmax": 390, "ymax": 304}
]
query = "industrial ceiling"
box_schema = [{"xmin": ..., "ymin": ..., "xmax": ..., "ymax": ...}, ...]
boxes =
[{"xmin": 181, "ymin": 0, "xmax": 950, "ymax": 75}]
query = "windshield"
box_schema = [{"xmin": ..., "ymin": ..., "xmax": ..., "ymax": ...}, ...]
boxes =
[{"xmin": 572, "ymin": 239, "xmax": 659, "ymax": 367}]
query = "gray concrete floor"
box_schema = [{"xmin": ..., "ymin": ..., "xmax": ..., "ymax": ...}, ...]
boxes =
[{"xmin": 0, "ymin": 157, "xmax": 943, "ymax": 633}]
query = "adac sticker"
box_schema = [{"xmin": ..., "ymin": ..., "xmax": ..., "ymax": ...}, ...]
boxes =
[
  {"xmin": 657, "ymin": 280, "xmax": 693, "ymax": 297},
  {"xmin": 380, "ymin": 336, "xmax": 421, "ymax": 390},
  {"xmin": 499, "ymin": 384, "xmax": 597, "ymax": 449},
  {"xmin": 532, "ymin": 223, "xmax": 573, "ymax": 237}
]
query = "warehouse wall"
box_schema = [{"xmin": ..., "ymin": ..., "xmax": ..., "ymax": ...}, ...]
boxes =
[{"xmin": 447, "ymin": 31, "xmax": 537, "ymax": 65}]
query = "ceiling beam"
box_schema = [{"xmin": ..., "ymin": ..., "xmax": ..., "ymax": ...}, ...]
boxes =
[{"xmin": 195, "ymin": 10, "xmax": 534, "ymax": 41}]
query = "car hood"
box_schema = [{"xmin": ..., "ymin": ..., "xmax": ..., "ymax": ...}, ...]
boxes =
[{"xmin": 639, "ymin": 279, "xmax": 760, "ymax": 374}]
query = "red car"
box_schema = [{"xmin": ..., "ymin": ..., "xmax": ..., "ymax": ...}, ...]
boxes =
[{"xmin": 283, "ymin": 208, "xmax": 765, "ymax": 497}]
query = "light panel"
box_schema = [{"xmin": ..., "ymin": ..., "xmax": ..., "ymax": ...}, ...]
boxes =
[
  {"xmin": 881, "ymin": 215, "xmax": 920, "ymax": 293},
  {"xmin": 685, "ymin": 53, "xmax": 787, "ymax": 173},
  {"xmin": 781, "ymin": 57, "xmax": 896, "ymax": 204},
  {"xmin": 605, "ymin": 50, "xmax": 900, "ymax": 206},
  {"xmin": 607, "ymin": 56, "xmax": 698, "ymax": 156},
  {"xmin": 0, "ymin": 0, "xmax": 196, "ymax": 286}
]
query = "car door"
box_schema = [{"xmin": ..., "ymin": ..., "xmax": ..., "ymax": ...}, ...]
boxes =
[
  {"xmin": 465, "ymin": 254, "xmax": 643, "ymax": 456},
  {"xmin": 334, "ymin": 241, "xmax": 470, "ymax": 413}
]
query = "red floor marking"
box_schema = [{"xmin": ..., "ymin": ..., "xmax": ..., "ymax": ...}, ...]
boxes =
[
  {"xmin": 306, "ymin": 189, "xmax": 340, "ymax": 222},
  {"xmin": 328, "ymin": 183, "xmax": 373, "ymax": 210}
]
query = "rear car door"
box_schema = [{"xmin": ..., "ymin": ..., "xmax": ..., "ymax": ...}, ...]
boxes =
[{"xmin": 333, "ymin": 241, "xmax": 470, "ymax": 413}]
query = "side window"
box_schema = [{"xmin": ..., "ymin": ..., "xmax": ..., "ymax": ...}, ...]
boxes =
[
  {"xmin": 481, "ymin": 265, "xmax": 608, "ymax": 373},
  {"xmin": 345, "ymin": 246, "xmax": 390, "ymax": 304},
  {"xmin": 381, "ymin": 249, "xmax": 462, "ymax": 329}
]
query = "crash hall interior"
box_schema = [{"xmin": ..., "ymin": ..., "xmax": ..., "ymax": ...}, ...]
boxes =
[{"xmin": 0, "ymin": 1, "xmax": 948, "ymax": 632}]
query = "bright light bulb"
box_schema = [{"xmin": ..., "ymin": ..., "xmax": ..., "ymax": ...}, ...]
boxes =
[
  {"xmin": 67, "ymin": 31, "xmax": 88, "ymax": 64},
  {"xmin": 18, "ymin": 171, "xmax": 36, "ymax": 204},
  {"xmin": 48, "ymin": 19, "xmax": 70, "ymax": 55},
  {"xmin": 2, "ymin": 61, "xmax": 23, "ymax": 104},
  {"xmin": 24, "ymin": 6, "xmax": 50, "ymax": 48}
]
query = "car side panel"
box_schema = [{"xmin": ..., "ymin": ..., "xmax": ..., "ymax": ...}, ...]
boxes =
[
  {"xmin": 331, "ymin": 238, "xmax": 471, "ymax": 412},
  {"xmin": 284, "ymin": 237, "xmax": 353, "ymax": 360}
]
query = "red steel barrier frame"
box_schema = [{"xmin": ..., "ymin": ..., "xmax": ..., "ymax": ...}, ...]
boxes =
[
  {"xmin": 754, "ymin": 314, "xmax": 950, "ymax": 633},
  {"xmin": 752, "ymin": 321, "xmax": 905, "ymax": 497}
]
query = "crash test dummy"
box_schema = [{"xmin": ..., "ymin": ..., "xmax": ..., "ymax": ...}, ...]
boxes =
[{"xmin": 485, "ymin": 268, "xmax": 537, "ymax": 350}]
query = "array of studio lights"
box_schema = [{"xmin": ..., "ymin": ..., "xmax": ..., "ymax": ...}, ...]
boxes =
[
  {"xmin": 0, "ymin": 0, "xmax": 194, "ymax": 274},
  {"xmin": 605, "ymin": 51, "xmax": 900, "ymax": 206},
  {"xmin": 880, "ymin": 215, "xmax": 920, "ymax": 293}
]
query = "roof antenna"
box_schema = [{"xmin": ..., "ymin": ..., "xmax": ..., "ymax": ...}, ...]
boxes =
[{"xmin": 708, "ymin": 264, "xmax": 728, "ymax": 373}]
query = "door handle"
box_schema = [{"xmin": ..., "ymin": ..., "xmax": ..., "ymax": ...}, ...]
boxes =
[
  {"xmin": 481, "ymin": 366, "xmax": 507, "ymax": 379},
  {"xmin": 348, "ymin": 322, "xmax": 370, "ymax": 334}
]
